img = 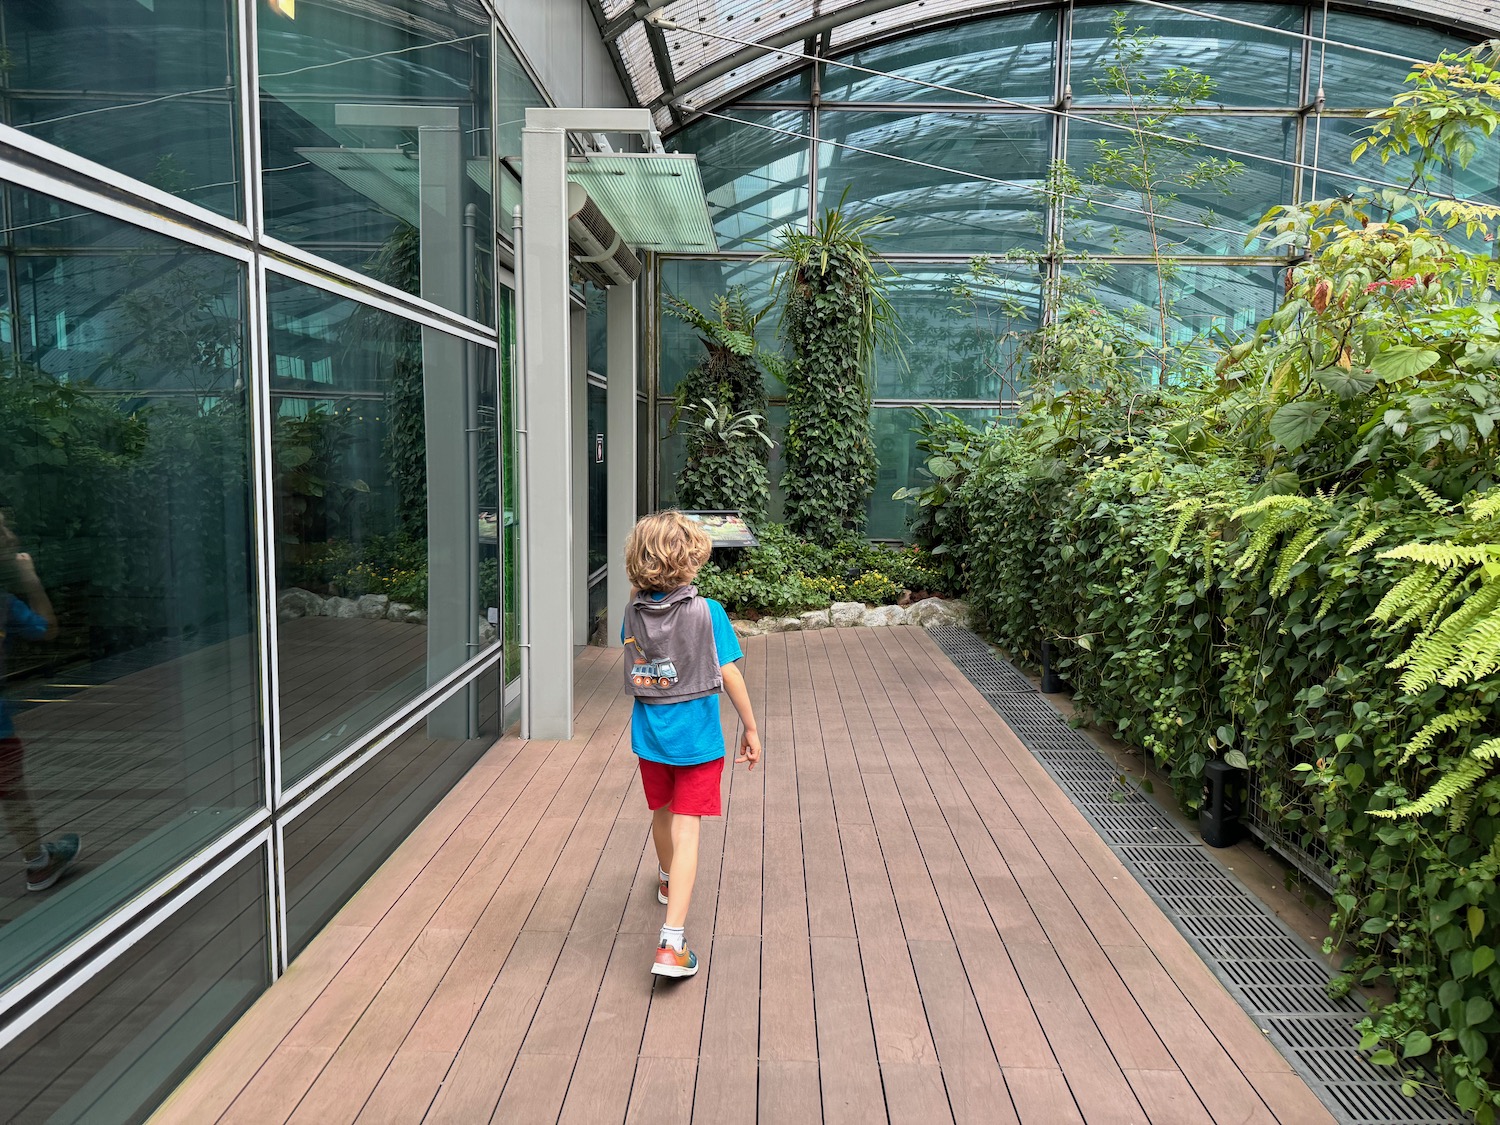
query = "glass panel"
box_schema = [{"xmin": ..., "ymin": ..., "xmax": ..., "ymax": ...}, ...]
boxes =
[
  {"xmin": 500, "ymin": 291, "xmax": 520, "ymax": 684},
  {"xmin": 817, "ymin": 111, "xmax": 1051, "ymax": 252},
  {"xmin": 668, "ymin": 109, "xmax": 811, "ymax": 250},
  {"xmin": 586, "ymin": 285, "xmax": 608, "ymax": 378},
  {"xmin": 268, "ymin": 277, "xmax": 492, "ymax": 784},
  {"xmin": 870, "ymin": 406, "xmax": 1002, "ymax": 540},
  {"xmin": 1065, "ymin": 262, "xmax": 1281, "ymax": 352},
  {"xmin": 875, "ymin": 264, "xmax": 1042, "ymax": 401},
  {"xmin": 283, "ymin": 667, "xmax": 500, "ymax": 957},
  {"xmin": 658, "ymin": 403, "xmax": 685, "ymax": 510},
  {"xmin": 822, "ymin": 10, "xmax": 1058, "ymax": 104},
  {"xmin": 0, "ymin": 186, "xmax": 260, "ymax": 990},
  {"xmin": 258, "ymin": 0, "xmax": 493, "ymax": 323},
  {"xmin": 0, "ymin": 848, "xmax": 268, "ymax": 1124},
  {"xmin": 742, "ymin": 69, "xmax": 813, "ymax": 102},
  {"xmin": 1, "ymin": 1, "xmax": 242, "ymax": 219},
  {"xmin": 1070, "ymin": 3, "xmax": 1305, "ymax": 108},
  {"xmin": 659, "ymin": 259, "xmax": 781, "ymax": 398},
  {"xmin": 497, "ymin": 29, "xmax": 549, "ymax": 160},
  {"xmin": 588, "ymin": 384, "xmax": 607, "ymax": 574},
  {"xmin": 1319, "ymin": 14, "xmax": 1474, "ymax": 110},
  {"xmin": 1063, "ymin": 116, "xmax": 1299, "ymax": 255}
]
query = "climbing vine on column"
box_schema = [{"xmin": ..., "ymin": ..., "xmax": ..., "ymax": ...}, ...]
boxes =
[{"xmin": 769, "ymin": 204, "xmax": 901, "ymax": 545}]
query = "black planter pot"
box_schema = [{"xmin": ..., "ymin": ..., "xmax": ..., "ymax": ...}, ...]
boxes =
[
  {"xmin": 1040, "ymin": 640, "xmax": 1070, "ymax": 694},
  {"xmin": 1200, "ymin": 759, "xmax": 1245, "ymax": 848}
]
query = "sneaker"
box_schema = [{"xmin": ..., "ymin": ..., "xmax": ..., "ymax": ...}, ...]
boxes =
[
  {"xmin": 651, "ymin": 941, "xmax": 698, "ymax": 979},
  {"xmin": 26, "ymin": 834, "xmax": 82, "ymax": 892},
  {"xmin": 657, "ymin": 877, "xmax": 669, "ymax": 906}
]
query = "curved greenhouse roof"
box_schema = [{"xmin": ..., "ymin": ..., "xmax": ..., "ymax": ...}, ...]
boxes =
[{"xmin": 590, "ymin": 0, "xmax": 1499, "ymax": 128}]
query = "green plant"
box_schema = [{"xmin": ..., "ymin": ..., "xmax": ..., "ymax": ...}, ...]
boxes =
[
  {"xmin": 767, "ymin": 198, "xmax": 902, "ymax": 544},
  {"xmin": 673, "ymin": 398, "xmax": 774, "ymax": 523}
]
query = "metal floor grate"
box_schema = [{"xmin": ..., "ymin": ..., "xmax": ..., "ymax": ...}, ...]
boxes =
[{"xmin": 926, "ymin": 627, "xmax": 1463, "ymax": 1125}]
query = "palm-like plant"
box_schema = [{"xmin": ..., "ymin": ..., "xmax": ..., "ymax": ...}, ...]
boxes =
[{"xmin": 675, "ymin": 398, "xmax": 774, "ymax": 523}]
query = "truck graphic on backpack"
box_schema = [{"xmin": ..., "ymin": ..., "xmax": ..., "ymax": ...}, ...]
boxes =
[{"xmin": 630, "ymin": 659, "xmax": 679, "ymax": 688}]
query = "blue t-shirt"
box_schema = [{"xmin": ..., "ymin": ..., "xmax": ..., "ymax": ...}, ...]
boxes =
[
  {"xmin": 1, "ymin": 594, "xmax": 49, "ymax": 739},
  {"xmin": 623, "ymin": 594, "xmax": 743, "ymax": 766}
]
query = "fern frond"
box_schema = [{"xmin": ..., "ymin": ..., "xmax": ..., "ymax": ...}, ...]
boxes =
[
  {"xmin": 1449, "ymin": 788, "xmax": 1477, "ymax": 833},
  {"xmin": 1371, "ymin": 564, "xmax": 1443, "ymax": 625},
  {"xmin": 1236, "ymin": 504, "xmax": 1317, "ymax": 577},
  {"xmin": 1395, "ymin": 708, "xmax": 1487, "ymax": 766},
  {"xmin": 1313, "ymin": 580, "xmax": 1343, "ymax": 622},
  {"xmin": 1390, "ymin": 566, "xmax": 1468, "ymax": 632},
  {"xmin": 1467, "ymin": 489, "xmax": 1500, "ymax": 522},
  {"xmin": 1402, "ymin": 474, "xmax": 1456, "ymax": 515},
  {"xmin": 1168, "ymin": 498, "xmax": 1203, "ymax": 554},
  {"xmin": 1369, "ymin": 757, "xmax": 1491, "ymax": 819},
  {"xmin": 1397, "ymin": 580, "xmax": 1500, "ymax": 692},
  {"xmin": 1231, "ymin": 494, "xmax": 1311, "ymax": 521},
  {"xmin": 1345, "ymin": 523, "xmax": 1390, "ymax": 557},
  {"xmin": 1473, "ymin": 736, "xmax": 1500, "ymax": 761},
  {"xmin": 1441, "ymin": 609, "xmax": 1500, "ymax": 685},
  {"xmin": 1271, "ymin": 525, "xmax": 1322, "ymax": 597},
  {"xmin": 1378, "ymin": 542, "xmax": 1498, "ymax": 570}
]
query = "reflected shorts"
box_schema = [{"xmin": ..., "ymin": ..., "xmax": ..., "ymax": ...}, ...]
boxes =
[
  {"xmin": 0, "ymin": 737, "xmax": 25, "ymax": 800},
  {"xmin": 638, "ymin": 755, "xmax": 724, "ymax": 817}
]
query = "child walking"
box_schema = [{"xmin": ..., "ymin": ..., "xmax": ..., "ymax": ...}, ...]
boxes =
[{"xmin": 622, "ymin": 511, "xmax": 760, "ymax": 978}]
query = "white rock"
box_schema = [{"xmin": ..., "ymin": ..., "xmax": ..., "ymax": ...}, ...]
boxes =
[
  {"xmin": 799, "ymin": 610, "xmax": 832, "ymax": 631},
  {"xmin": 908, "ymin": 597, "xmax": 970, "ymax": 628},
  {"xmin": 387, "ymin": 602, "xmax": 414, "ymax": 622},
  {"xmin": 830, "ymin": 601, "xmax": 867, "ymax": 628},
  {"xmin": 765, "ymin": 616, "xmax": 801, "ymax": 633},
  {"xmin": 863, "ymin": 605, "xmax": 908, "ymax": 628},
  {"xmin": 732, "ymin": 618, "xmax": 768, "ymax": 639},
  {"xmin": 358, "ymin": 594, "xmax": 390, "ymax": 619},
  {"xmin": 479, "ymin": 621, "xmax": 498, "ymax": 644},
  {"xmin": 407, "ymin": 608, "xmax": 427, "ymax": 626},
  {"xmin": 325, "ymin": 596, "xmax": 360, "ymax": 619},
  {"xmin": 276, "ymin": 588, "xmax": 324, "ymax": 621}
]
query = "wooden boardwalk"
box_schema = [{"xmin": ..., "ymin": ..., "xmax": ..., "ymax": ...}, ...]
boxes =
[{"xmin": 151, "ymin": 627, "xmax": 1334, "ymax": 1125}]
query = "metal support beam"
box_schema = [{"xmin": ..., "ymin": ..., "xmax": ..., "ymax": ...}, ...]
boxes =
[
  {"xmin": 520, "ymin": 122, "xmax": 574, "ymax": 740},
  {"xmin": 605, "ymin": 282, "xmax": 638, "ymax": 648}
]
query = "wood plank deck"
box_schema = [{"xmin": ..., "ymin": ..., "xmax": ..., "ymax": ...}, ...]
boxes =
[{"xmin": 150, "ymin": 628, "xmax": 1335, "ymax": 1125}]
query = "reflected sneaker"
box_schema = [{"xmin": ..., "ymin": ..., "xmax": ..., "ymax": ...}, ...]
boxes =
[
  {"xmin": 651, "ymin": 941, "xmax": 699, "ymax": 979},
  {"xmin": 26, "ymin": 834, "xmax": 82, "ymax": 892},
  {"xmin": 657, "ymin": 877, "xmax": 669, "ymax": 906}
]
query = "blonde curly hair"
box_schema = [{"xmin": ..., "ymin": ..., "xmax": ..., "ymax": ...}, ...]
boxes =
[{"xmin": 624, "ymin": 510, "xmax": 712, "ymax": 593}]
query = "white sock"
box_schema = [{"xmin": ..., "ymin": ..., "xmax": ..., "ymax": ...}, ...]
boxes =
[
  {"xmin": 660, "ymin": 924, "xmax": 685, "ymax": 952},
  {"xmin": 658, "ymin": 866, "xmax": 669, "ymax": 884}
]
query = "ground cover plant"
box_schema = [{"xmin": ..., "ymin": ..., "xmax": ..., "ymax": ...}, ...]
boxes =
[{"xmin": 904, "ymin": 45, "xmax": 1500, "ymax": 1120}]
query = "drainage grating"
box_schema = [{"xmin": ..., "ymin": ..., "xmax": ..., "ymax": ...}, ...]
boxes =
[{"xmin": 925, "ymin": 627, "xmax": 1464, "ymax": 1125}]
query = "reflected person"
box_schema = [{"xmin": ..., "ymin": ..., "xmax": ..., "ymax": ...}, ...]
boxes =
[{"xmin": 0, "ymin": 514, "xmax": 81, "ymax": 891}]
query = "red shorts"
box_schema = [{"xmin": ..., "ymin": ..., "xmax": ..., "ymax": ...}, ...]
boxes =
[
  {"xmin": 0, "ymin": 737, "xmax": 25, "ymax": 800},
  {"xmin": 638, "ymin": 756, "xmax": 725, "ymax": 817}
]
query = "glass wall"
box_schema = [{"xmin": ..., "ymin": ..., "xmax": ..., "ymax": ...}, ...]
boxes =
[
  {"xmin": 0, "ymin": 2, "xmax": 515, "ymax": 1121},
  {"xmin": 657, "ymin": 3, "xmax": 1491, "ymax": 537}
]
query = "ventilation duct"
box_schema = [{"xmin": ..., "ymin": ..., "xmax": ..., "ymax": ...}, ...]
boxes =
[{"xmin": 568, "ymin": 182, "xmax": 642, "ymax": 288}]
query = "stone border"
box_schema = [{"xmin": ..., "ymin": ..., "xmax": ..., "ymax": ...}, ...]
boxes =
[{"xmin": 731, "ymin": 597, "xmax": 969, "ymax": 638}]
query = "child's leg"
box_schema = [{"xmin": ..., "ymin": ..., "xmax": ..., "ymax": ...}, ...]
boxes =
[
  {"xmin": 651, "ymin": 805, "xmax": 674, "ymax": 876},
  {"xmin": 664, "ymin": 813, "xmax": 700, "ymax": 929},
  {"xmin": 0, "ymin": 740, "xmax": 43, "ymax": 861}
]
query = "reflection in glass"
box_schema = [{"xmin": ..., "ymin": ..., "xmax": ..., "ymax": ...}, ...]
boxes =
[
  {"xmin": 588, "ymin": 384, "xmax": 608, "ymax": 574},
  {"xmin": 660, "ymin": 259, "xmax": 781, "ymax": 397},
  {"xmin": 874, "ymin": 266, "xmax": 1041, "ymax": 401},
  {"xmin": 870, "ymin": 407, "xmax": 1002, "ymax": 540},
  {"xmin": 0, "ymin": 849, "xmax": 268, "ymax": 1123},
  {"xmin": 1064, "ymin": 116, "xmax": 1299, "ymax": 256},
  {"xmin": 283, "ymin": 670, "xmax": 499, "ymax": 957},
  {"xmin": 258, "ymin": 0, "xmax": 493, "ymax": 322},
  {"xmin": 500, "ymin": 291, "xmax": 520, "ymax": 685},
  {"xmin": 0, "ymin": 2, "xmax": 242, "ymax": 219},
  {"xmin": 497, "ymin": 30, "xmax": 549, "ymax": 160},
  {"xmin": 1070, "ymin": 3, "xmax": 1304, "ymax": 108},
  {"xmin": 1067, "ymin": 262, "xmax": 1281, "ymax": 350},
  {"xmin": 0, "ymin": 186, "xmax": 260, "ymax": 990},
  {"xmin": 822, "ymin": 10, "xmax": 1057, "ymax": 104},
  {"xmin": 268, "ymin": 277, "xmax": 496, "ymax": 784},
  {"xmin": 1319, "ymin": 14, "xmax": 1471, "ymax": 110},
  {"xmin": 668, "ymin": 109, "xmax": 811, "ymax": 250},
  {"xmin": 817, "ymin": 112, "xmax": 1050, "ymax": 252}
]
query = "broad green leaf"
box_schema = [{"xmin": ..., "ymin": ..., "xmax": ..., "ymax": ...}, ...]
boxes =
[
  {"xmin": 1269, "ymin": 402, "xmax": 1332, "ymax": 452},
  {"xmin": 1469, "ymin": 905, "xmax": 1485, "ymax": 940},
  {"xmin": 1371, "ymin": 345, "xmax": 1440, "ymax": 381}
]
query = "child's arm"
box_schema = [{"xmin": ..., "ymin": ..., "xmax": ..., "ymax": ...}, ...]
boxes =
[
  {"xmin": 13, "ymin": 553, "xmax": 57, "ymax": 640},
  {"xmin": 721, "ymin": 662, "xmax": 761, "ymax": 770}
]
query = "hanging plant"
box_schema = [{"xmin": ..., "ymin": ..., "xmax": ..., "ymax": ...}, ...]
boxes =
[
  {"xmin": 667, "ymin": 288, "xmax": 779, "ymax": 521},
  {"xmin": 767, "ymin": 198, "xmax": 902, "ymax": 545}
]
